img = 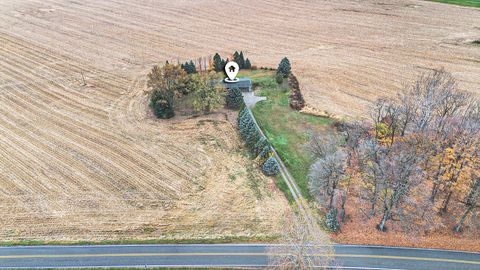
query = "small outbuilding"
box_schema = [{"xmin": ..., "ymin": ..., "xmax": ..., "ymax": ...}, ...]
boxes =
[{"xmin": 223, "ymin": 78, "xmax": 252, "ymax": 92}]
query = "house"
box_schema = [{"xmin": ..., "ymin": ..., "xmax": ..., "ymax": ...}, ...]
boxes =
[{"xmin": 223, "ymin": 78, "xmax": 252, "ymax": 92}]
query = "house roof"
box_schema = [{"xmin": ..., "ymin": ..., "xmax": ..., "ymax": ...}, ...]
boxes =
[{"xmin": 223, "ymin": 78, "xmax": 252, "ymax": 88}]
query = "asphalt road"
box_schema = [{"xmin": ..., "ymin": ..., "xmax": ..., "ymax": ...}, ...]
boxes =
[{"xmin": 0, "ymin": 244, "xmax": 478, "ymax": 269}]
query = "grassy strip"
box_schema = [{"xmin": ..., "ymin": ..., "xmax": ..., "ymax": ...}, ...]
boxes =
[
  {"xmin": 428, "ymin": 0, "xmax": 480, "ymax": 8},
  {"xmin": 0, "ymin": 235, "xmax": 279, "ymax": 247},
  {"xmin": 249, "ymin": 71, "xmax": 333, "ymax": 201}
]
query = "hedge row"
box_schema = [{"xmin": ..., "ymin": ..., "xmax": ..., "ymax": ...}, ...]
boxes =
[
  {"xmin": 288, "ymin": 73, "xmax": 306, "ymax": 110},
  {"xmin": 238, "ymin": 107, "xmax": 280, "ymax": 176}
]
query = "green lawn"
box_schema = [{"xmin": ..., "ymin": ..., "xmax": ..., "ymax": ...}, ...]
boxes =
[
  {"xmin": 428, "ymin": 0, "xmax": 480, "ymax": 7},
  {"xmin": 249, "ymin": 71, "xmax": 334, "ymax": 201}
]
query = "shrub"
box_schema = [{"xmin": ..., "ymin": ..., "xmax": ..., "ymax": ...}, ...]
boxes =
[
  {"xmin": 150, "ymin": 94, "xmax": 174, "ymax": 119},
  {"xmin": 254, "ymin": 137, "xmax": 269, "ymax": 156},
  {"xmin": 259, "ymin": 145, "xmax": 273, "ymax": 161},
  {"xmin": 275, "ymin": 73, "xmax": 284, "ymax": 84},
  {"xmin": 288, "ymin": 73, "xmax": 300, "ymax": 90},
  {"xmin": 251, "ymin": 65, "xmax": 257, "ymax": 70},
  {"xmin": 325, "ymin": 208, "xmax": 340, "ymax": 232},
  {"xmin": 259, "ymin": 78, "xmax": 277, "ymax": 89},
  {"xmin": 277, "ymin": 57, "xmax": 291, "ymax": 78},
  {"xmin": 238, "ymin": 110, "xmax": 256, "ymax": 141},
  {"xmin": 262, "ymin": 157, "xmax": 280, "ymax": 176},
  {"xmin": 288, "ymin": 73, "xmax": 306, "ymax": 110},
  {"xmin": 246, "ymin": 126, "xmax": 261, "ymax": 148},
  {"xmin": 226, "ymin": 87, "xmax": 244, "ymax": 110},
  {"xmin": 289, "ymin": 89, "xmax": 305, "ymax": 110}
]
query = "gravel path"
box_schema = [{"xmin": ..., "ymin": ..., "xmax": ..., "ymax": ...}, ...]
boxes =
[{"xmin": 242, "ymin": 91, "xmax": 266, "ymax": 108}]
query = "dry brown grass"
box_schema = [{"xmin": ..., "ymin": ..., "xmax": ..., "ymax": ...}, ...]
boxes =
[{"xmin": 0, "ymin": 0, "xmax": 478, "ymax": 241}]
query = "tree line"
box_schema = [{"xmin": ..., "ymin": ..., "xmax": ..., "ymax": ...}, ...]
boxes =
[
  {"xmin": 308, "ymin": 68, "xmax": 479, "ymax": 233},
  {"xmin": 212, "ymin": 51, "xmax": 252, "ymax": 72}
]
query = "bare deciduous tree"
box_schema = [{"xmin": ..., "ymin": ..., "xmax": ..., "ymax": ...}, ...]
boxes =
[
  {"xmin": 376, "ymin": 139, "xmax": 424, "ymax": 231},
  {"xmin": 267, "ymin": 210, "xmax": 333, "ymax": 269},
  {"xmin": 308, "ymin": 148, "xmax": 348, "ymax": 209},
  {"xmin": 358, "ymin": 139, "xmax": 387, "ymax": 216},
  {"xmin": 307, "ymin": 133, "xmax": 339, "ymax": 160}
]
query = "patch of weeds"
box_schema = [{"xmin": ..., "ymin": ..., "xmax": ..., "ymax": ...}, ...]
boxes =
[
  {"xmin": 472, "ymin": 39, "xmax": 480, "ymax": 45},
  {"xmin": 274, "ymin": 175, "xmax": 295, "ymax": 204},
  {"xmin": 246, "ymin": 163, "xmax": 263, "ymax": 200},
  {"xmin": 198, "ymin": 135, "xmax": 224, "ymax": 149},
  {"xmin": 228, "ymin": 172, "xmax": 242, "ymax": 182},
  {"xmin": 142, "ymin": 226, "xmax": 157, "ymax": 234},
  {"xmin": 197, "ymin": 119, "xmax": 221, "ymax": 126}
]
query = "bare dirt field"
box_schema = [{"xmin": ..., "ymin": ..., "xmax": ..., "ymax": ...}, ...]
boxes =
[{"xmin": 0, "ymin": 0, "xmax": 478, "ymax": 241}]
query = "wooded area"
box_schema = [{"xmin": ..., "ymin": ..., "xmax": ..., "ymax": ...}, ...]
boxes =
[{"xmin": 308, "ymin": 69, "xmax": 479, "ymax": 234}]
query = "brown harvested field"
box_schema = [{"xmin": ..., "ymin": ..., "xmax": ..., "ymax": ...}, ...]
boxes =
[
  {"xmin": 0, "ymin": 1, "xmax": 292, "ymax": 242},
  {"xmin": 0, "ymin": 0, "xmax": 478, "ymax": 241},
  {"xmin": 2, "ymin": 0, "xmax": 479, "ymax": 117}
]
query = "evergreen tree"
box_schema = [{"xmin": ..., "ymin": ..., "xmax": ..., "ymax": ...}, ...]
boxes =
[
  {"xmin": 254, "ymin": 137, "xmax": 269, "ymax": 156},
  {"xmin": 244, "ymin": 58, "xmax": 252, "ymax": 69},
  {"xmin": 260, "ymin": 145, "xmax": 272, "ymax": 160},
  {"xmin": 325, "ymin": 208, "xmax": 340, "ymax": 232},
  {"xmin": 246, "ymin": 126, "xmax": 260, "ymax": 148},
  {"xmin": 277, "ymin": 57, "xmax": 291, "ymax": 78},
  {"xmin": 213, "ymin": 53, "xmax": 223, "ymax": 72},
  {"xmin": 262, "ymin": 157, "xmax": 280, "ymax": 176},
  {"xmin": 189, "ymin": 60, "xmax": 197, "ymax": 74},
  {"xmin": 226, "ymin": 86, "xmax": 244, "ymax": 110},
  {"xmin": 233, "ymin": 51, "xmax": 239, "ymax": 64},
  {"xmin": 181, "ymin": 61, "xmax": 196, "ymax": 74},
  {"xmin": 220, "ymin": 59, "xmax": 227, "ymax": 71},
  {"xmin": 238, "ymin": 51, "xmax": 245, "ymax": 68}
]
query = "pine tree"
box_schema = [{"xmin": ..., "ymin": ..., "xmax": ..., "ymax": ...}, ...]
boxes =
[
  {"xmin": 189, "ymin": 60, "xmax": 197, "ymax": 74},
  {"xmin": 254, "ymin": 137, "xmax": 269, "ymax": 156},
  {"xmin": 226, "ymin": 86, "xmax": 244, "ymax": 110},
  {"xmin": 260, "ymin": 145, "xmax": 272, "ymax": 160},
  {"xmin": 277, "ymin": 57, "xmax": 291, "ymax": 78},
  {"xmin": 221, "ymin": 58, "xmax": 229, "ymax": 72},
  {"xmin": 262, "ymin": 157, "xmax": 280, "ymax": 176},
  {"xmin": 181, "ymin": 61, "xmax": 197, "ymax": 74},
  {"xmin": 233, "ymin": 51, "xmax": 239, "ymax": 63},
  {"xmin": 238, "ymin": 51, "xmax": 245, "ymax": 69},
  {"xmin": 213, "ymin": 53, "xmax": 223, "ymax": 72},
  {"xmin": 233, "ymin": 51, "xmax": 244, "ymax": 69},
  {"xmin": 244, "ymin": 58, "xmax": 252, "ymax": 69},
  {"xmin": 325, "ymin": 208, "xmax": 340, "ymax": 232}
]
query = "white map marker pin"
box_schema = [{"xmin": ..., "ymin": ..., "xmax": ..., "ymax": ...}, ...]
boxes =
[{"xmin": 224, "ymin": 61, "xmax": 240, "ymax": 82}]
